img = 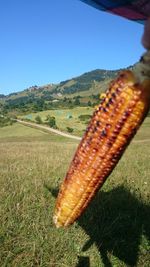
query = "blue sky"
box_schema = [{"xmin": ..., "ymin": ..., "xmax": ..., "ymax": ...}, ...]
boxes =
[{"xmin": 0, "ymin": 0, "xmax": 145, "ymax": 95}]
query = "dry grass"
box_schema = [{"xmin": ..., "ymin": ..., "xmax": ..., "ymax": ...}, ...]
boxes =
[{"xmin": 0, "ymin": 120, "xmax": 150, "ymax": 266}]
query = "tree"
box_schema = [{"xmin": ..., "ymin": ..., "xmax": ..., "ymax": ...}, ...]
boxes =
[
  {"xmin": 74, "ymin": 97, "xmax": 80, "ymax": 106},
  {"xmin": 47, "ymin": 116, "xmax": 57, "ymax": 128},
  {"xmin": 45, "ymin": 114, "xmax": 51, "ymax": 121},
  {"xmin": 35, "ymin": 115, "xmax": 42, "ymax": 124},
  {"xmin": 88, "ymin": 100, "xmax": 92, "ymax": 106}
]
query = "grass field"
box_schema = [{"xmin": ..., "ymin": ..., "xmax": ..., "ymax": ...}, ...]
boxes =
[
  {"xmin": 20, "ymin": 107, "xmax": 93, "ymax": 136},
  {"xmin": 0, "ymin": 119, "xmax": 150, "ymax": 267},
  {"xmin": 20, "ymin": 108, "xmax": 150, "ymax": 139}
]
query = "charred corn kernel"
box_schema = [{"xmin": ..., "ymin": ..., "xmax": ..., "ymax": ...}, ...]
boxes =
[{"xmin": 53, "ymin": 52, "xmax": 150, "ymax": 228}]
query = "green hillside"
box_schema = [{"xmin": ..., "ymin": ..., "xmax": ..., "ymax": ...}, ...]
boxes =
[{"xmin": 0, "ymin": 68, "xmax": 121, "ymax": 116}]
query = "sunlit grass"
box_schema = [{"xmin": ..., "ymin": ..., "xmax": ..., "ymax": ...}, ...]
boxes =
[
  {"xmin": 0, "ymin": 118, "xmax": 149, "ymax": 266},
  {"xmin": 20, "ymin": 107, "xmax": 93, "ymax": 135}
]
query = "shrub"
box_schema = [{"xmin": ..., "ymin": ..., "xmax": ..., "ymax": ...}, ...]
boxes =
[
  {"xmin": 46, "ymin": 116, "xmax": 57, "ymax": 128},
  {"xmin": 35, "ymin": 115, "xmax": 42, "ymax": 124},
  {"xmin": 88, "ymin": 100, "xmax": 92, "ymax": 106},
  {"xmin": 0, "ymin": 115, "xmax": 15, "ymax": 127},
  {"xmin": 66, "ymin": 127, "xmax": 74, "ymax": 133},
  {"xmin": 78, "ymin": 114, "xmax": 91, "ymax": 121}
]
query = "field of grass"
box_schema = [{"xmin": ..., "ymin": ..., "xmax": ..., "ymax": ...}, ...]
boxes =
[
  {"xmin": 0, "ymin": 119, "xmax": 150, "ymax": 267},
  {"xmin": 20, "ymin": 107, "xmax": 150, "ymax": 140},
  {"xmin": 20, "ymin": 107, "xmax": 93, "ymax": 136},
  {"xmin": 0, "ymin": 123, "xmax": 77, "ymax": 143},
  {"xmin": 133, "ymin": 117, "xmax": 150, "ymax": 141}
]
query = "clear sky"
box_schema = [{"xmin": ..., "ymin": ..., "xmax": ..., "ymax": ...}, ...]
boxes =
[{"xmin": 0, "ymin": 0, "xmax": 145, "ymax": 95}]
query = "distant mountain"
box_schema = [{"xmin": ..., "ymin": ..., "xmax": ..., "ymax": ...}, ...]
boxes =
[
  {"xmin": 0, "ymin": 67, "xmax": 129, "ymax": 115},
  {"xmin": 0, "ymin": 94, "xmax": 5, "ymax": 98},
  {"xmin": 0, "ymin": 69, "xmax": 120, "ymax": 99},
  {"xmin": 54, "ymin": 69, "xmax": 119, "ymax": 94}
]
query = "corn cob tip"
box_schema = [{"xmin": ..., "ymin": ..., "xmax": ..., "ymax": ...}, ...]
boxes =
[
  {"xmin": 53, "ymin": 209, "xmax": 71, "ymax": 228},
  {"xmin": 53, "ymin": 215, "xmax": 60, "ymax": 228}
]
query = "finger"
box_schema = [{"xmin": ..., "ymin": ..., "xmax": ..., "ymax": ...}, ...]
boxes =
[{"xmin": 142, "ymin": 18, "xmax": 150, "ymax": 49}]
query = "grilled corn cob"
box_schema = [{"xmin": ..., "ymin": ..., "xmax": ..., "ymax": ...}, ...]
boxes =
[{"xmin": 53, "ymin": 51, "xmax": 150, "ymax": 228}]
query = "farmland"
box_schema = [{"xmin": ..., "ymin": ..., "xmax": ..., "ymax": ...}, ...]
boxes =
[{"xmin": 0, "ymin": 119, "xmax": 150, "ymax": 267}]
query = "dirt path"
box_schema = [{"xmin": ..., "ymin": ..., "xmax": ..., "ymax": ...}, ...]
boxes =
[
  {"xmin": 17, "ymin": 119, "xmax": 81, "ymax": 141},
  {"xmin": 17, "ymin": 119, "xmax": 150, "ymax": 143}
]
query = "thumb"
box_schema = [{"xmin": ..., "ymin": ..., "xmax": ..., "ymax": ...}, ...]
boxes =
[{"xmin": 142, "ymin": 18, "xmax": 150, "ymax": 49}]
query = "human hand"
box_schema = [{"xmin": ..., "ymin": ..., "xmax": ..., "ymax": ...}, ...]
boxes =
[{"xmin": 142, "ymin": 18, "xmax": 150, "ymax": 49}]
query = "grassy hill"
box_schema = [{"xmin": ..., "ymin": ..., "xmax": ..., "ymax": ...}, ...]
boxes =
[{"xmin": 0, "ymin": 68, "xmax": 121, "ymax": 116}]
